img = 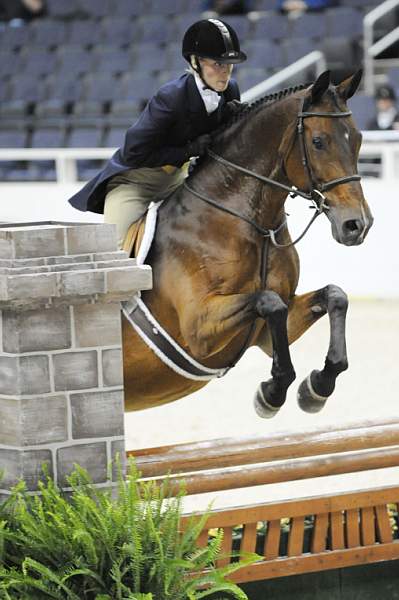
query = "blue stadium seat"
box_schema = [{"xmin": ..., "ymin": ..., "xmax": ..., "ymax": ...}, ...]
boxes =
[
  {"xmin": 47, "ymin": 0, "xmax": 80, "ymax": 19},
  {"xmin": 236, "ymin": 68, "xmax": 270, "ymax": 91},
  {"xmin": 150, "ymin": 0, "xmax": 188, "ymax": 14},
  {"xmin": 8, "ymin": 74, "xmax": 47, "ymax": 103},
  {"xmin": 387, "ymin": 67, "xmax": 399, "ymax": 88},
  {"xmin": 67, "ymin": 127, "xmax": 104, "ymax": 147},
  {"xmin": 218, "ymin": 15, "xmax": 252, "ymax": 39},
  {"xmin": 45, "ymin": 73, "xmax": 83, "ymax": 103},
  {"xmin": 281, "ymin": 39, "xmax": 316, "ymax": 65},
  {"xmin": 103, "ymin": 126, "xmax": 127, "ymax": 147},
  {"xmin": 120, "ymin": 73, "xmax": 160, "ymax": 102},
  {"xmin": 99, "ymin": 17, "xmax": 138, "ymax": 47},
  {"xmin": 68, "ymin": 20, "xmax": 100, "ymax": 47},
  {"xmin": 137, "ymin": 16, "xmax": 177, "ymax": 44},
  {"xmin": 157, "ymin": 70, "xmax": 186, "ymax": 86},
  {"xmin": 255, "ymin": 0, "xmax": 277, "ymax": 10},
  {"xmin": 30, "ymin": 19, "xmax": 68, "ymax": 48},
  {"xmin": 92, "ymin": 46, "xmax": 131, "ymax": 75},
  {"xmin": 108, "ymin": 99, "xmax": 142, "ymax": 126},
  {"xmin": 165, "ymin": 42, "xmax": 187, "ymax": 71},
  {"xmin": 348, "ymin": 94, "xmax": 375, "ymax": 130},
  {"xmin": 327, "ymin": 7, "xmax": 363, "ymax": 37},
  {"xmin": 0, "ymin": 99, "xmax": 29, "ymax": 119},
  {"xmin": 112, "ymin": 0, "xmax": 149, "ymax": 17},
  {"xmin": 31, "ymin": 127, "xmax": 65, "ymax": 147},
  {"xmin": 0, "ymin": 24, "xmax": 33, "ymax": 50},
  {"xmin": 131, "ymin": 43, "xmax": 168, "ymax": 74},
  {"xmin": 0, "ymin": 50, "xmax": 24, "ymax": 79},
  {"xmin": 56, "ymin": 45, "xmax": 94, "ymax": 77},
  {"xmin": 81, "ymin": 74, "xmax": 123, "ymax": 102},
  {"xmin": 290, "ymin": 12, "xmax": 328, "ymax": 39},
  {"xmin": 0, "ymin": 129, "xmax": 28, "ymax": 148},
  {"xmin": 245, "ymin": 39, "xmax": 284, "ymax": 70},
  {"xmin": 253, "ymin": 13, "xmax": 290, "ymax": 40},
  {"xmin": 78, "ymin": 0, "xmax": 112, "ymax": 18},
  {"xmin": 19, "ymin": 48, "xmax": 58, "ymax": 77}
]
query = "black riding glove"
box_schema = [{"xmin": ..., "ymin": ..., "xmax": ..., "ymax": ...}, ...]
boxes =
[
  {"xmin": 186, "ymin": 133, "xmax": 212, "ymax": 158},
  {"xmin": 223, "ymin": 99, "xmax": 248, "ymax": 120}
]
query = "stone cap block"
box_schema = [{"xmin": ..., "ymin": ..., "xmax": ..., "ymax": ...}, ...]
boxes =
[
  {"xmin": 0, "ymin": 222, "xmax": 118, "ymax": 259},
  {"xmin": 0, "ymin": 223, "xmax": 152, "ymax": 310}
]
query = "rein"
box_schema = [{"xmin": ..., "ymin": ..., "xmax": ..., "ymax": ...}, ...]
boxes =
[{"xmin": 184, "ymin": 99, "xmax": 362, "ymax": 249}]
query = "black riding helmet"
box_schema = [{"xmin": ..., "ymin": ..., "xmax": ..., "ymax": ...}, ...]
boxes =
[{"xmin": 182, "ymin": 18, "xmax": 247, "ymax": 65}]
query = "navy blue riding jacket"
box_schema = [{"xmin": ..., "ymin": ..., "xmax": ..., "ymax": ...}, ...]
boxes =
[{"xmin": 68, "ymin": 72, "xmax": 240, "ymax": 214}]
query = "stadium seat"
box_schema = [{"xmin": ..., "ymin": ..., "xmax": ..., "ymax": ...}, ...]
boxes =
[
  {"xmin": 348, "ymin": 94, "xmax": 375, "ymax": 130},
  {"xmin": 281, "ymin": 39, "xmax": 316, "ymax": 65},
  {"xmin": 19, "ymin": 48, "xmax": 58, "ymax": 77},
  {"xmin": 31, "ymin": 127, "xmax": 66, "ymax": 147},
  {"xmin": 219, "ymin": 15, "xmax": 252, "ymax": 39},
  {"xmin": 30, "ymin": 19, "xmax": 68, "ymax": 48},
  {"xmin": 112, "ymin": 0, "xmax": 148, "ymax": 17},
  {"xmin": 56, "ymin": 45, "xmax": 94, "ymax": 77},
  {"xmin": 255, "ymin": 0, "xmax": 278, "ymax": 10},
  {"xmin": 175, "ymin": 14, "xmax": 205, "ymax": 39},
  {"xmin": 0, "ymin": 129, "xmax": 28, "ymax": 148},
  {"xmin": 78, "ymin": 0, "xmax": 112, "ymax": 18},
  {"xmin": 327, "ymin": 7, "xmax": 363, "ymax": 37},
  {"xmin": 81, "ymin": 73, "xmax": 123, "ymax": 102},
  {"xmin": 92, "ymin": 46, "xmax": 132, "ymax": 75},
  {"xmin": 47, "ymin": 0, "xmax": 81, "ymax": 19},
  {"xmin": 45, "ymin": 73, "xmax": 83, "ymax": 104},
  {"xmin": 108, "ymin": 99, "xmax": 141, "ymax": 127},
  {"xmin": 8, "ymin": 73, "xmax": 47, "ymax": 103},
  {"xmin": 99, "ymin": 17, "xmax": 138, "ymax": 47},
  {"xmin": 289, "ymin": 12, "xmax": 328, "ymax": 39},
  {"xmin": 236, "ymin": 68, "xmax": 270, "ymax": 91},
  {"xmin": 245, "ymin": 39, "xmax": 284, "ymax": 70},
  {"xmin": 103, "ymin": 126, "xmax": 127, "ymax": 148},
  {"xmin": 0, "ymin": 24, "xmax": 33, "ymax": 51},
  {"xmin": 150, "ymin": 0, "xmax": 189, "ymax": 15},
  {"xmin": 137, "ymin": 16, "xmax": 177, "ymax": 44},
  {"xmin": 67, "ymin": 20, "xmax": 100, "ymax": 47},
  {"xmin": 164, "ymin": 42, "xmax": 187, "ymax": 72},
  {"xmin": 120, "ymin": 73, "xmax": 160, "ymax": 103},
  {"xmin": 67, "ymin": 126, "xmax": 104, "ymax": 147},
  {"xmin": 131, "ymin": 43, "xmax": 168, "ymax": 74},
  {"xmin": 252, "ymin": 14, "xmax": 290, "ymax": 41},
  {"xmin": 0, "ymin": 50, "xmax": 24, "ymax": 79}
]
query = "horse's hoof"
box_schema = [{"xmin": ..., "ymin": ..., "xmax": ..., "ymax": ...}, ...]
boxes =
[
  {"xmin": 297, "ymin": 370, "xmax": 329, "ymax": 413},
  {"xmin": 254, "ymin": 382, "xmax": 282, "ymax": 418}
]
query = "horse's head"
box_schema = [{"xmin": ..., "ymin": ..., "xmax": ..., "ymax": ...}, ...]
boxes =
[{"xmin": 285, "ymin": 70, "xmax": 373, "ymax": 246}]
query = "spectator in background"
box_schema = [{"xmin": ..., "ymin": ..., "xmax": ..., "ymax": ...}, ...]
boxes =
[
  {"xmin": 0, "ymin": 0, "xmax": 46, "ymax": 23},
  {"xmin": 202, "ymin": 0, "xmax": 254, "ymax": 16},
  {"xmin": 367, "ymin": 84, "xmax": 399, "ymax": 130},
  {"xmin": 278, "ymin": 0, "xmax": 334, "ymax": 16}
]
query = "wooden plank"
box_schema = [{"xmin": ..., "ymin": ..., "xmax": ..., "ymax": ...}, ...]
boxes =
[
  {"xmin": 164, "ymin": 446, "xmax": 399, "ymax": 495},
  {"xmin": 287, "ymin": 516, "xmax": 304, "ymax": 557},
  {"xmin": 227, "ymin": 540, "xmax": 399, "ymax": 583},
  {"xmin": 311, "ymin": 513, "xmax": 329, "ymax": 553},
  {"xmin": 346, "ymin": 508, "xmax": 360, "ymax": 548},
  {"xmin": 264, "ymin": 519, "xmax": 281, "ymax": 559},
  {"xmin": 216, "ymin": 526, "xmax": 233, "ymax": 568},
  {"xmin": 196, "ymin": 529, "xmax": 209, "ymax": 548},
  {"xmin": 375, "ymin": 504, "xmax": 393, "ymax": 543},
  {"xmin": 241, "ymin": 522, "xmax": 258, "ymax": 554},
  {"xmin": 127, "ymin": 418, "xmax": 399, "ymax": 476},
  {"xmin": 361, "ymin": 506, "xmax": 376, "ymax": 546},
  {"xmin": 330, "ymin": 511, "xmax": 345, "ymax": 550},
  {"xmin": 182, "ymin": 485, "xmax": 399, "ymax": 529}
]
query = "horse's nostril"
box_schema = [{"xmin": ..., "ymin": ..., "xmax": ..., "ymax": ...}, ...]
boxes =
[{"xmin": 344, "ymin": 219, "xmax": 360, "ymax": 233}]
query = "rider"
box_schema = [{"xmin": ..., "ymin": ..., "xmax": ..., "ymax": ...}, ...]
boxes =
[{"xmin": 68, "ymin": 19, "xmax": 247, "ymax": 249}]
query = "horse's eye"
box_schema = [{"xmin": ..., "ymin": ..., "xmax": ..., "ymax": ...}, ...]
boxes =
[{"xmin": 312, "ymin": 137, "xmax": 323, "ymax": 149}]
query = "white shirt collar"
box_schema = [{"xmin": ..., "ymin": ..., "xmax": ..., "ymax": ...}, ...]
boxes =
[{"xmin": 193, "ymin": 71, "xmax": 221, "ymax": 115}]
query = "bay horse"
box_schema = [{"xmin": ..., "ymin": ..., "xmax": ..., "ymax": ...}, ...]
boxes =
[{"xmin": 122, "ymin": 70, "xmax": 373, "ymax": 417}]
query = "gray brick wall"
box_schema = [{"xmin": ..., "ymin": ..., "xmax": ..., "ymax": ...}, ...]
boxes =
[{"xmin": 0, "ymin": 222, "xmax": 151, "ymax": 494}]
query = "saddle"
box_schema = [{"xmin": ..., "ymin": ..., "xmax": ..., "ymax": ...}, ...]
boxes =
[{"xmin": 122, "ymin": 217, "xmax": 146, "ymax": 258}]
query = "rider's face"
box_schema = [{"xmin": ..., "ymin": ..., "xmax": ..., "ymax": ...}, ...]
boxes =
[{"xmin": 199, "ymin": 58, "xmax": 233, "ymax": 92}]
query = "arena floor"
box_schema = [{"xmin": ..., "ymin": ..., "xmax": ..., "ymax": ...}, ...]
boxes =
[{"xmin": 125, "ymin": 298, "xmax": 399, "ymax": 511}]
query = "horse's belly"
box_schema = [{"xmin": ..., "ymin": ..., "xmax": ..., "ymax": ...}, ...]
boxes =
[{"xmin": 122, "ymin": 317, "xmax": 206, "ymax": 411}]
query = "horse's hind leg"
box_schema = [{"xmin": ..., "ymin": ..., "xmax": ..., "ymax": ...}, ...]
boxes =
[
  {"xmin": 254, "ymin": 290, "xmax": 296, "ymax": 418},
  {"xmin": 286, "ymin": 285, "xmax": 349, "ymax": 413}
]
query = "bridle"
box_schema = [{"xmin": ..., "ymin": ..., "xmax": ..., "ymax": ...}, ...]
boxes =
[{"xmin": 184, "ymin": 96, "xmax": 362, "ymax": 248}]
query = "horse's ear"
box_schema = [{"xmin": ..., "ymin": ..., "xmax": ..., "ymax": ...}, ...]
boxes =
[
  {"xmin": 309, "ymin": 70, "xmax": 331, "ymax": 105},
  {"xmin": 337, "ymin": 69, "xmax": 363, "ymax": 101}
]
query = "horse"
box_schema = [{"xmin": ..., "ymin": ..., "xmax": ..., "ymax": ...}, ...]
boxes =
[{"xmin": 121, "ymin": 70, "xmax": 373, "ymax": 418}]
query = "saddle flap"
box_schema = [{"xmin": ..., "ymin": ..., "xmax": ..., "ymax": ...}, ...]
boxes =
[{"xmin": 123, "ymin": 217, "xmax": 146, "ymax": 258}]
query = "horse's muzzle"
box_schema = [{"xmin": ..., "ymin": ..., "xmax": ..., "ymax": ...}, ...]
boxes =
[{"xmin": 329, "ymin": 207, "xmax": 374, "ymax": 246}]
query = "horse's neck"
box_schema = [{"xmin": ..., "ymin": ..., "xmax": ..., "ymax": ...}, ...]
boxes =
[{"xmin": 206, "ymin": 98, "xmax": 298, "ymax": 228}]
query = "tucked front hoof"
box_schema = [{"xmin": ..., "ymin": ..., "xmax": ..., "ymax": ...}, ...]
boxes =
[
  {"xmin": 297, "ymin": 370, "xmax": 329, "ymax": 413},
  {"xmin": 254, "ymin": 381, "xmax": 282, "ymax": 419}
]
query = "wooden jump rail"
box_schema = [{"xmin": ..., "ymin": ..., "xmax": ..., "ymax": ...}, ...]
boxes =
[{"xmin": 127, "ymin": 417, "xmax": 399, "ymax": 583}]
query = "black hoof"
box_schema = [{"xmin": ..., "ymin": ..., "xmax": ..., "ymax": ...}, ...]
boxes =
[
  {"xmin": 297, "ymin": 370, "xmax": 329, "ymax": 413},
  {"xmin": 254, "ymin": 381, "xmax": 282, "ymax": 419}
]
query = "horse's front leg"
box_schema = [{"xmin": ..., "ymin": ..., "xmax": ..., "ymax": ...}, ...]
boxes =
[
  {"xmin": 281, "ymin": 285, "xmax": 348, "ymax": 413},
  {"xmin": 253, "ymin": 290, "xmax": 296, "ymax": 418}
]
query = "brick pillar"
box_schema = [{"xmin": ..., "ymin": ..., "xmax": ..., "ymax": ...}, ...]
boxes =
[{"xmin": 0, "ymin": 222, "xmax": 152, "ymax": 496}]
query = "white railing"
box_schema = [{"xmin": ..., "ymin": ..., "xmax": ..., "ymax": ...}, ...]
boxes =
[
  {"xmin": 364, "ymin": 0, "xmax": 399, "ymax": 95},
  {"xmin": 241, "ymin": 51, "xmax": 327, "ymax": 103},
  {"xmin": 1, "ymin": 134, "xmax": 398, "ymax": 182}
]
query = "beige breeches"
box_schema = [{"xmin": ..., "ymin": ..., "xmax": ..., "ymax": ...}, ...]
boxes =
[{"xmin": 104, "ymin": 165, "xmax": 187, "ymax": 249}]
